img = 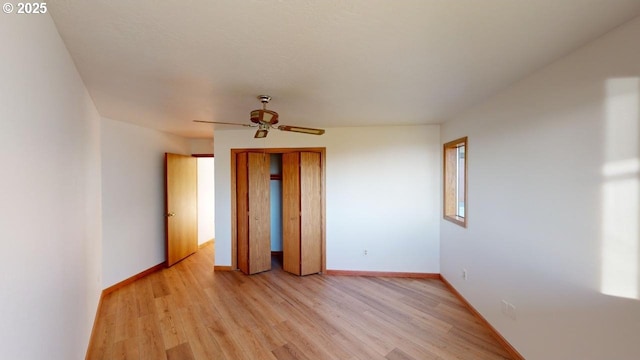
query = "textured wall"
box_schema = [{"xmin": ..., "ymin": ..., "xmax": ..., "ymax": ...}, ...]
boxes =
[
  {"xmin": 0, "ymin": 13, "xmax": 103, "ymax": 360},
  {"xmin": 441, "ymin": 16, "xmax": 640, "ymax": 360}
]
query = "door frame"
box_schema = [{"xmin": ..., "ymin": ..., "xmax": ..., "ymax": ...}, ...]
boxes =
[{"xmin": 230, "ymin": 147, "xmax": 327, "ymax": 273}]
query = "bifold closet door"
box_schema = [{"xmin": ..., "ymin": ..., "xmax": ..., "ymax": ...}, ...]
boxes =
[
  {"xmin": 300, "ymin": 152, "xmax": 322, "ymax": 275},
  {"xmin": 237, "ymin": 152, "xmax": 271, "ymax": 275},
  {"xmin": 282, "ymin": 151, "xmax": 322, "ymax": 276},
  {"xmin": 282, "ymin": 152, "xmax": 301, "ymax": 275}
]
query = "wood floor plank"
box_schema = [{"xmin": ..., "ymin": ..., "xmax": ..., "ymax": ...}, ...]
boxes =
[
  {"xmin": 100, "ymin": 291, "xmax": 119, "ymax": 317},
  {"xmin": 272, "ymin": 342, "xmax": 312, "ymax": 360},
  {"xmin": 178, "ymin": 306, "xmax": 227, "ymax": 360},
  {"xmin": 434, "ymin": 301, "xmax": 496, "ymax": 337},
  {"xmin": 175, "ymin": 263, "xmax": 211, "ymax": 306},
  {"xmin": 150, "ymin": 272, "xmax": 171, "ymax": 298},
  {"xmin": 87, "ymin": 313, "xmax": 116, "ymax": 360},
  {"xmin": 154, "ymin": 295, "xmax": 188, "ymax": 350},
  {"xmin": 230, "ymin": 327, "xmax": 279, "ymax": 360},
  {"xmin": 205, "ymin": 320, "xmax": 246, "ymax": 360},
  {"xmin": 359, "ymin": 309, "xmax": 448, "ymax": 359},
  {"xmin": 448, "ymin": 326, "xmax": 512, "ymax": 358},
  {"xmin": 138, "ymin": 313, "xmax": 167, "ymax": 360},
  {"xmin": 162, "ymin": 267, "xmax": 192, "ymax": 308},
  {"xmin": 134, "ymin": 276, "xmax": 156, "ymax": 317},
  {"xmin": 114, "ymin": 284, "xmax": 139, "ymax": 342},
  {"xmin": 386, "ymin": 347, "xmax": 416, "ymax": 360},
  {"xmin": 87, "ymin": 244, "xmax": 515, "ymax": 360},
  {"xmin": 165, "ymin": 342, "xmax": 195, "ymax": 360},
  {"xmin": 112, "ymin": 338, "xmax": 140, "ymax": 360},
  {"xmin": 273, "ymin": 320, "xmax": 339, "ymax": 360},
  {"xmin": 273, "ymin": 300, "xmax": 354, "ymax": 359}
]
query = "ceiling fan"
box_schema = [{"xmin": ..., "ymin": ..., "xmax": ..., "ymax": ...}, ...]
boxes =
[{"xmin": 194, "ymin": 95, "xmax": 325, "ymax": 138}]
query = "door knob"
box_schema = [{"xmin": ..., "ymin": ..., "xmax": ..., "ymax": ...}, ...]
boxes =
[{"xmin": 167, "ymin": 212, "xmax": 175, "ymax": 217}]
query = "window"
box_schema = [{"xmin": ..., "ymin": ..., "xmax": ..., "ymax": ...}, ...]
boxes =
[{"xmin": 443, "ymin": 137, "xmax": 467, "ymax": 227}]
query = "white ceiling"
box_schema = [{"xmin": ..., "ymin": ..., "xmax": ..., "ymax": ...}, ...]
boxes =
[{"xmin": 49, "ymin": 0, "xmax": 640, "ymax": 138}]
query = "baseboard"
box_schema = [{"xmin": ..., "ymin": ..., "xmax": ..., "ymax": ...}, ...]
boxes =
[
  {"xmin": 85, "ymin": 291, "xmax": 104, "ymax": 360},
  {"xmin": 325, "ymin": 269, "xmax": 440, "ymax": 278},
  {"xmin": 102, "ymin": 262, "xmax": 165, "ymax": 296},
  {"xmin": 214, "ymin": 265, "xmax": 234, "ymax": 271},
  {"xmin": 439, "ymin": 275, "xmax": 525, "ymax": 360}
]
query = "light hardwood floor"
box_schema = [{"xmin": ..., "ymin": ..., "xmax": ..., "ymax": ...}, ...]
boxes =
[{"xmin": 88, "ymin": 243, "xmax": 513, "ymax": 360}]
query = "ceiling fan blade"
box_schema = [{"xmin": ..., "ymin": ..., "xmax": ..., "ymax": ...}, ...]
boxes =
[
  {"xmin": 193, "ymin": 120, "xmax": 255, "ymax": 127},
  {"xmin": 277, "ymin": 125, "xmax": 325, "ymax": 135}
]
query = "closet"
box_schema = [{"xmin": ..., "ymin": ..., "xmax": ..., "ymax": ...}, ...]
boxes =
[{"xmin": 234, "ymin": 148, "xmax": 324, "ymax": 275}]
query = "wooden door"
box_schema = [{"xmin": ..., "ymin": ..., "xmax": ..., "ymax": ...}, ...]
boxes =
[
  {"xmin": 300, "ymin": 152, "xmax": 322, "ymax": 275},
  {"xmin": 282, "ymin": 152, "xmax": 301, "ymax": 274},
  {"xmin": 236, "ymin": 153, "xmax": 250, "ymax": 274},
  {"xmin": 165, "ymin": 153, "xmax": 198, "ymax": 267},
  {"xmin": 237, "ymin": 152, "xmax": 271, "ymax": 274},
  {"xmin": 282, "ymin": 151, "xmax": 322, "ymax": 276}
]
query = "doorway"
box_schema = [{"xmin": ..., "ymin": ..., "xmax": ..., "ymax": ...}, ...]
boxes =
[
  {"xmin": 270, "ymin": 154, "xmax": 284, "ymax": 269},
  {"xmin": 230, "ymin": 147, "xmax": 326, "ymax": 275},
  {"xmin": 196, "ymin": 156, "xmax": 215, "ymax": 247}
]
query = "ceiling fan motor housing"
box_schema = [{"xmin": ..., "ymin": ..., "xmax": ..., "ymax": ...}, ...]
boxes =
[{"xmin": 250, "ymin": 109, "xmax": 279, "ymax": 124}]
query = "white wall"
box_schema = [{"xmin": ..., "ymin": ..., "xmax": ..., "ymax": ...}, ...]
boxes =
[
  {"xmin": 101, "ymin": 118, "xmax": 190, "ymax": 287},
  {"xmin": 214, "ymin": 125, "xmax": 441, "ymax": 273},
  {"xmin": 197, "ymin": 157, "xmax": 215, "ymax": 245},
  {"xmin": 189, "ymin": 138, "xmax": 214, "ymax": 154},
  {"xmin": 0, "ymin": 14, "xmax": 102, "ymax": 360},
  {"xmin": 441, "ymin": 16, "xmax": 640, "ymax": 360}
]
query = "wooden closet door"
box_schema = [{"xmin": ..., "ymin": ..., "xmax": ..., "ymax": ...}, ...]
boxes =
[
  {"xmin": 248, "ymin": 152, "xmax": 271, "ymax": 274},
  {"xmin": 282, "ymin": 151, "xmax": 322, "ymax": 276},
  {"xmin": 237, "ymin": 152, "xmax": 271, "ymax": 274},
  {"xmin": 282, "ymin": 152, "xmax": 301, "ymax": 275},
  {"xmin": 300, "ymin": 152, "xmax": 322, "ymax": 275},
  {"xmin": 236, "ymin": 152, "xmax": 250, "ymax": 274}
]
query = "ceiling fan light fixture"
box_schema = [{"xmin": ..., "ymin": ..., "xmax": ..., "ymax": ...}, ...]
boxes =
[{"xmin": 254, "ymin": 128, "xmax": 269, "ymax": 138}]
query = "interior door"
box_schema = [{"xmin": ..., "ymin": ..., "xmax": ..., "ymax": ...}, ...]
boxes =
[
  {"xmin": 165, "ymin": 153, "xmax": 198, "ymax": 267},
  {"xmin": 282, "ymin": 151, "xmax": 322, "ymax": 276},
  {"xmin": 237, "ymin": 152, "xmax": 271, "ymax": 274}
]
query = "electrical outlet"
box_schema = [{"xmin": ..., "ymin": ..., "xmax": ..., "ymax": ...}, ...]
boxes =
[
  {"xmin": 462, "ymin": 268, "xmax": 468, "ymax": 280},
  {"xmin": 363, "ymin": 249, "xmax": 368, "ymax": 256},
  {"xmin": 501, "ymin": 300, "xmax": 516, "ymax": 320},
  {"xmin": 509, "ymin": 303, "xmax": 517, "ymax": 320},
  {"xmin": 501, "ymin": 300, "xmax": 509, "ymax": 315}
]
